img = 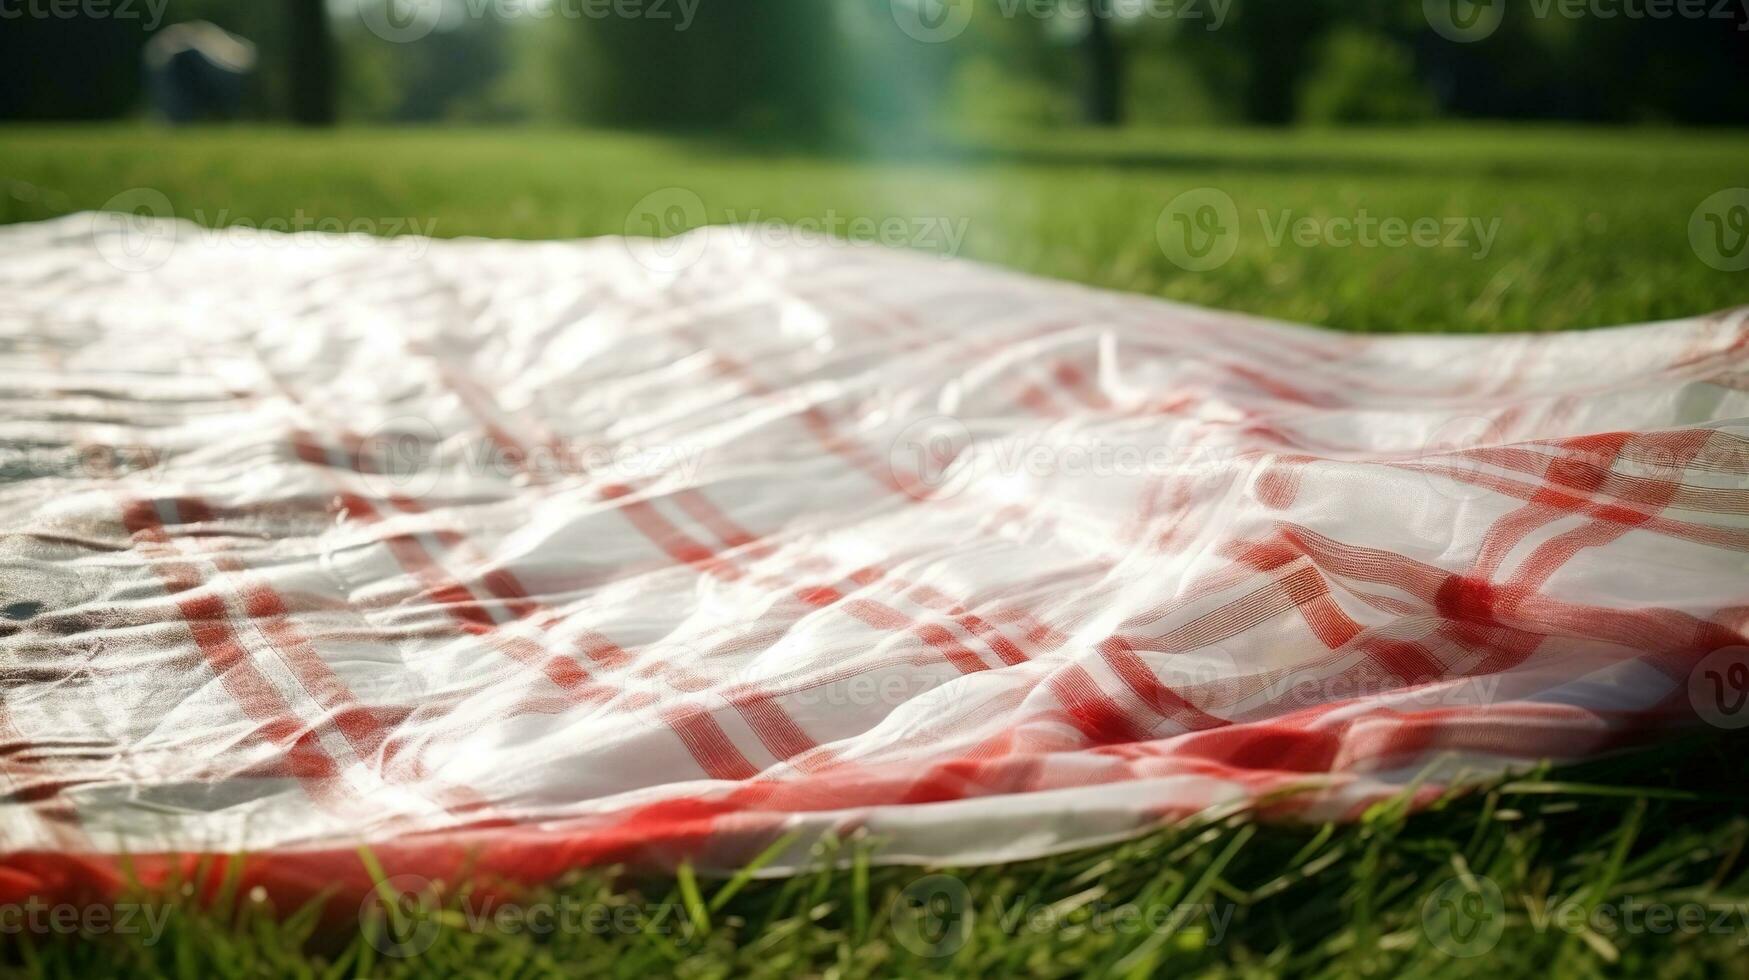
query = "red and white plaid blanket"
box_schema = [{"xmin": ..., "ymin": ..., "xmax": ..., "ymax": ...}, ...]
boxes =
[{"xmin": 3, "ymin": 214, "xmax": 1747, "ymax": 907}]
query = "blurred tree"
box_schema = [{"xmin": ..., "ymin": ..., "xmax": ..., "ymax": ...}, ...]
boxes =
[
  {"xmin": 339, "ymin": 6, "xmax": 519, "ymax": 123},
  {"xmin": 1217, "ymin": 0, "xmax": 1340, "ymax": 125},
  {"xmin": 1297, "ymin": 29, "xmax": 1434, "ymax": 125},
  {"xmin": 1081, "ymin": 5, "xmax": 1122, "ymax": 126},
  {"xmin": 0, "ymin": 17, "xmax": 141, "ymax": 119},
  {"xmin": 3, "ymin": 0, "xmax": 1746, "ymax": 129},
  {"xmin": 559, "ymin": 0, "xmax": 834, "ymax": 140},
  {"xmin": 286, "ymin": 0, "xmax": 336, "ymax": 125}
]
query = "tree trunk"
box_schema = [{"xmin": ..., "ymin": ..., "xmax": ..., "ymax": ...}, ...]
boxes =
[
  {"xmin": 1082, "ymin": 8, "xmax": 1122, "ymax": 126},
  {"xmin": 286, "ymin": 0, "xmax": 335, "ymax": 126}
]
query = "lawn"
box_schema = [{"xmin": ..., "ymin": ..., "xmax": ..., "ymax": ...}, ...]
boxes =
[
  {"xmin": 2, "ymin": 124, "xmax": 1746, "ymax": 332},
  {"xmin": 1, "ymin": 123, "xmax": 1747, "ymax": 978}
]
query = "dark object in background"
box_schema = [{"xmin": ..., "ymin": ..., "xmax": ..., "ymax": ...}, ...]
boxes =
[
  {"xmin": 286, "ymin": 0, "xmax": 336, "ymax": 126},
  {"xmin": 0, "ymin": 15, "xmax": 138, "ymax": 121},
  {"xmin": 1081, "ymin": 8, "xmax": 1122, "ymax": 127},
  {"xmin": 144, "ymin": 22, "xmax": 257, "ymax": 124}
]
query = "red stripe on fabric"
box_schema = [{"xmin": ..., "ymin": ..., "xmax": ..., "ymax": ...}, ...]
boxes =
[
  {"xmin": 725, "ymin": 692, "xmax": 821, "ymax": 765},
  {"xmin": 1051, "ymin": 361, "xmax": 1114, "ymax": 411},
  {"xmin": 1505, "ymin": 430, "xmax": 1712, "ymax": 592},
  {"xmin": 172, "ymin": 498, "xmax": 401, "ymax": 760},
  {"xmin": 1277, "ymin": 523, "xmax": 1747, "ymax": 659},
  {"xmin": 599, "ymin": 484, "xmax": 741, "ymax": 581},
  {"xmin": 1050, "ymin": 663, "xmax": 1152, "ymax": 745},
  {"xmin": 658, "ymin": 704, "xmax": 759, "ymax": 781},
  {"xmin": 844, "ymin": 592, "xmax": 991, "ymax": 674},
  {"xmin": 673, "ymin": 489, "xmax": 761, "ymax": 551},
  {"xmin": 699, "ymin": 349, "xmax": 916, "ymax": 496},
  {"xmin": 1017, "ymin": 382, "xmax": 1066, "ymax": 417},
  {"xmin": 303, "ymin": 441, "xmax": 609, "ymax": 726},
  {"xmin": 119, "ymin": 498, "xmax": 343, "ymax": 799},
  {"xmin": 1096, "ymin": 636, "xmax": 1225, "ymax": 730}
]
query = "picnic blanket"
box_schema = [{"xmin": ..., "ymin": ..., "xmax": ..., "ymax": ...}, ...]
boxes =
[{"xmin": 2, "ymin": 213, "xmax": 1747, "ymax": 907}]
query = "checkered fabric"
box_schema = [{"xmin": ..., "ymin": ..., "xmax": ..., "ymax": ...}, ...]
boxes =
[{"xmin": 2, "ymin": 214, "xmax": 1747, "ymax": 906}]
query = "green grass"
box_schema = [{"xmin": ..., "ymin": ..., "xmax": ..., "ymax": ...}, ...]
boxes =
[
  {"xmin": 1, "ymin": 124, "xmax": 1746, "ymax": 332},
  {"xmin": 7, "ymin": 741, "xmax": 1748, "ymax": 978},
  {"xmin": 2, "ymin": 124, "xmax": 1747, "ymax": 978}
]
